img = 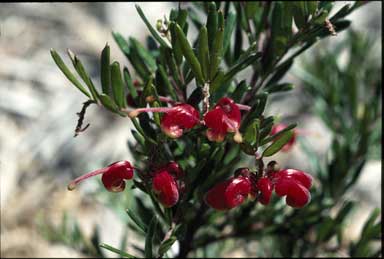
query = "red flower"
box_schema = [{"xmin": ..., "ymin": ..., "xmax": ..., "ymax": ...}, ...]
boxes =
[
  {"xmin": 270, "ymin": 123, "xmax": 298, "ymax": 152},
  {"xmin": 255, "ymin": 177, "xmax": 273, "ymax": 205},
  {"xmin": 67, "ymin": 160, "xmax": 134, "ymax": 192},
  {"xmin": 271, "ymin": 169, "xmax": 313, "ymax": 208},
  {"xmin": 152, "ymin": 170, "xmax": 180, "ymax": 208},
  {"xmin": 204, "ymin": 175, "xmax": 252, "ymax": 210},
  {"xmin": 129, "ymin": 103, "xmax": 200, "ymax": 138},
  {"xmin": 204, "ymin": 97, "xmax": 243, "ymax": 143}
]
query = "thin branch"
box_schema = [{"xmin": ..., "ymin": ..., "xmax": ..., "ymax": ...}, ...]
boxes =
[{"xmin": 73, "ymin": 100, "xmax": 95, "ymax": 137}]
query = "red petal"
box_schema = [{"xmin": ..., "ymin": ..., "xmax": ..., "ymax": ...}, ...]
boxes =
[
  {"xmin": 152, "ymin": 170, "xmax": 179, "ymax": 208},
  {"xmin": 278, "ymin": 169, "xmax": 313, "ymax": 189},
  {"xmin": 217, "ymin": 97, "xmax": 241, "ymax": 127},
  {"xmin": 256, "ymin": 177, "xmax": 273, "ymax": 205},
  {"xmin": 204, "ymin": 179, "xmax": 232, "ymax": 210},
  {"xmin": 225, "ymin": 176, "xmax": 252, "ymax": 208},
  {"xmin": 101, "ymin": 161, "xmax": 134, "ymax": 192},
  {"xmin": 161, "ymin": 104, "xmax": 200, "ymax": 138},
  {"xmin": 285, "ymin": 183, "xmax": 311, "ymax": 208},
  {"xmin": 204, "ymin": 176, "xmax": 251, "ymax": 210}
]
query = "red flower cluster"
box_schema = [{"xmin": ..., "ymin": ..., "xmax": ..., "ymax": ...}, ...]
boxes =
[
  {"xmin": 67, "ymin": 160, "xmax": 184, "ymax": 208},
  {"xmin": 128, "ymin": 97, "xmax": 249, "ymax": 142},
  {"xmin": 205, "ymin": 168, "xmax": 313, "ymax": 210}
]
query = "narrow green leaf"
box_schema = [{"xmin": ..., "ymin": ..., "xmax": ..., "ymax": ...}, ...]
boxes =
[
  {"xmin": 198, "ymin": 26, "xmax": 209, "ymax": 80},
  {"xmin": 222, "ymin": 52, "xmax": 262, "ymax": 85},
  {"xmin": 99, "ymin": 93, "xmax": 122, "ymax": 115},
  {"xmin": 129, "ymin": 37, "xmax": 157, "ymax": 72},
  {"xmin": 209, "ymin": 11, "xmax": 224, "ymax": 80},
  {"xmin": 223, "ymin": 12, "xmax": 236, "ymax": 55},
  {"xmin": 100, "ymin": 43, "xmax": 111, "ymax": 95},
  {"xmin": 50, "ymin": 49, "xmax": 91, "ymax": 98},
  {"xmin": 145, "ymin": 216, "xmax": 158, "ymax": 258},
  {"xmin": 206, "ymin": 2, "xmax": 218, "ymax": 51},
  {"xmin": 123, "ymin": 67, "xmax": 138, "ymax": 102},
  {"xmin": 261, "ymin": 123, "xmax": 297, "ymax": 146},
  {"xmin": 169, "ymin": 22, "xmax": 183, "ymax": 65},
  {"xmin": 126, "ymin": 208, "xmax": 148, "ymax": 233},
  {"xmin": 100, "ymin": 243, "xmax": 136, "ymax": 258},
  {"xmin": 231, "ymin": 80, "xmax": 250, "ymax": 103},
  {"xmin": 158, "ymin": 64, "xmax": 178, "ymax": 100},
  {"xmin": 67, "ymin": 50, "xmax": 99, "ymax": 101},
  {"xmin": 112, "ymin": 32, "xmax": 130, "ymax": 56},
  {"xmin": 265, "ymin": 83, "xmax": 295, "ymax": 93},
  {"xmin": 135, "ymin": 4, "xmax": 171, "ymax": 49},
  {"xmin": 262, "ymin": 130, "xmax": 294, "ymax": 157},
  {"xmin": 158, "ymin": 236, "xmax": 177, "ymax": 257},
  {"xmin": 244, "ymin": 119, "xmax": 260, "ymax": 146},
  {"xmin": 111, "ymin": 61, "xmax": 127, "ymax": 108},
  {"xmin": 174, "ymin": 23, "xmax": 204, "ymax": 85}
]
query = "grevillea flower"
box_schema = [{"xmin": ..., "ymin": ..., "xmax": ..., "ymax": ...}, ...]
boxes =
[
  {"xmin": 272, "ymin": 169, "xmax": 313, "ymax": 208},
  {"xmin": 67, "ymin": 160, "xmax": 134, "ymax": 192},
  {"xmin": 204, "ymin": 175, "xmax": 252, "ymax": 210},
  {"xmin": 152, "ymin": 170, "xmax": 179, "ymax": 208},
  {"xmin": 204, "ymin": 97, "xmax": 249, "ymax": 143},
  {"xmin": 255, "ymin": 177, "xmax": 273, "ymax": 205},
  {"xmin": 270, "ymin": 123, "xmax": 298, "ymax": 152},
  {"xmin": 129, "ymin": 103, "xmax": 200, "ymax": 138}
]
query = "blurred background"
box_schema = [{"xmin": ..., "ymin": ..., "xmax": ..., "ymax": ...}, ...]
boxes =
[{"xmin": 0, "ymin": 2, "xmax": 381, "ymax": 257}]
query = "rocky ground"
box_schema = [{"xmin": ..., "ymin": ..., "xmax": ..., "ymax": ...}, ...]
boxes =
[{"xmin": 0, "ymin": 2, "xmax": 381, "ymax": 258}]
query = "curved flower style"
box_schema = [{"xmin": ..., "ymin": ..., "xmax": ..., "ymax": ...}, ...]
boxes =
[
  {"xmin": 129, "ymin": 103, "xmax": 200, "ymax": 138},
  {"xmin": 270, "ymin": 123, "xmax": 298, "ymax": 152},
  {"xmin": 204, "ymin": 97, "xmax": 243, "ymax": 143},
  {"xmin": 67, "ymin": 160, "xmax": 134, "ymax": 192},
  {"xmin": 204, "ymin": 175, "xmax": 252, "ymax": 210}
]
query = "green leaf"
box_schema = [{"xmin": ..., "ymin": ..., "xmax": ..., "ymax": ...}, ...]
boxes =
[
  {"xmin": 221, "ymin": 52, "xmax": 262, "ymax": 86},
  {"xmin": 50, "ymin": 49, "xmax": 91, "ymax": 98},
  {"xmin": 262, "ymin": 130, "xmax": 293, "ymax": 157},
  {"xmin": 68, "ymin": 51, "xmax": 100, "ymax": 101},
  {"xmin": 135, "ymin": 4, "xmax": 171, "ymax": 49},
  {"xmin": 158, "ymin": 64, "xmax": 178, "ymax": 100},
  {"xmin": 265, "ymin": 83, "xmax": 295, "ymax": 93},
  {"xmin": 110, "ymin": 61, "xmax": 127, "ymax": 108},
  {"xmin": 126, "ymin": 208, "xmax": 148, "ymax": 233},
  {"xmin": 112, "ymin": 32, "xmax": 130, "ymax": 56},
  {"xmin": 129, "ymin": 37, "xmax": 157, "ymax": 72},
  {"xmin": 123, "ymin": 67, "xmax": 138, "ymax": 102},
  {"xmin": 361, "ymin": 208, "xmax": 381, "ymax": 238},
  {"xmin": 145, "ymin": 216, "xmax": 158, "ymax": 258},
  {"xmin": 223, "ymin": 12, "xmax": 236, "ymax": 55},
  {"xmin": 198, "ymin": 26, "xmax": 210, "ymax": 81},
  {"xmin": 174, "ymin": 23, "xmax": 204, "ymax": 85},
  {"xmin": 100, "ymin": 43, "xmax": 111, "ymax": 95},
  {"xmin": 261, "ymin": 123, "xmax": 297, "ymax": 146},
  {"xmin": 244, "ymin": 119, "xmax": 260, "ymax": 146},
  {"xmin": 292, "ymin": 1, "xmax": 307, "ymax": 29},
  {"xmin": 99, "ymin": 93, "xmax": 124, "ymax": 116},
  {"xmin": 169, "ymin": 22, "xmax": 183, "ymax": 65},
  {"xmin": 158, "ymin": 236, "xmax": 177, "ymax": 257},
  {"xmin": 231, "ymin": 80, "xmax": 250, "ymax": 103},
  {"xmin": 209, "ymin": 11, "xmax": 225, "ymax": 80},
  {"xmin": 99, "ymin": 243, "xmax": 136, "ymax": 258},
  {"xmin": 206, "ymin": 2, "xmax": 218, "ymax": 51}
]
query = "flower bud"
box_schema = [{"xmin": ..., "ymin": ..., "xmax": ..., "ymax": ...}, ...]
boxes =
[
  {"xmin": 152, "ymin": 170, "xmax": 179, "ymax": 208},
  {"xmin": 204, "ymin": 176, "xmax": 252, "ymax": 210}
]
